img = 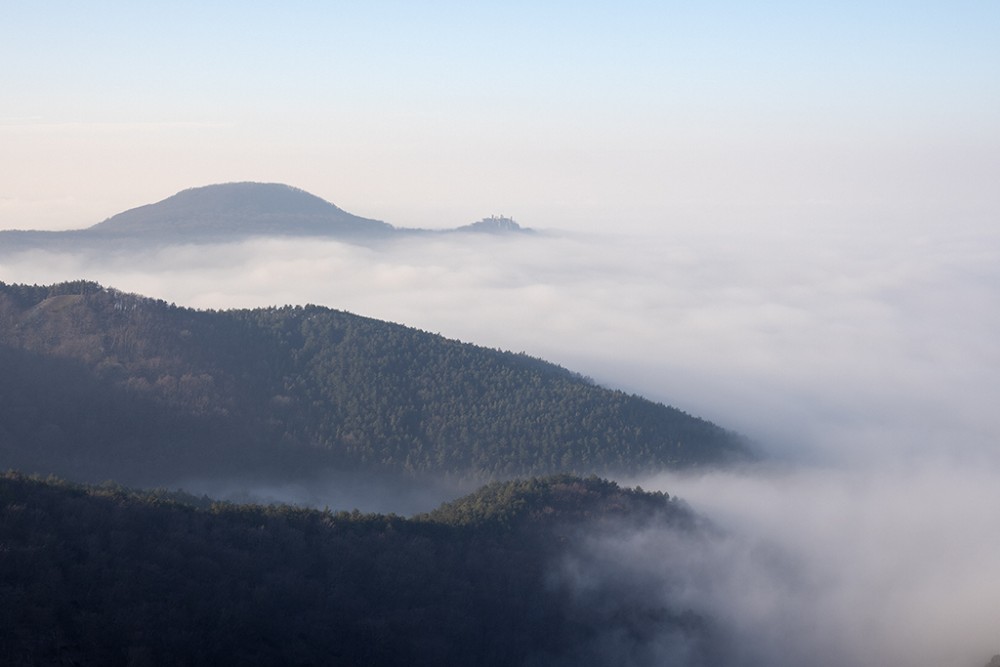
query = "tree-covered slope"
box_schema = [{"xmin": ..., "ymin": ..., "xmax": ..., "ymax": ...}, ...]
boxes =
[
  {"xmin": 0, "ymin": 281, "xmax": 750, "ymax": 485},
  {"xmin": 0, "ymin": 472, "xmax": 717, "ymax": 667}
]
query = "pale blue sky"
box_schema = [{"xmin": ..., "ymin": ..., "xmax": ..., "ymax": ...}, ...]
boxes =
[{"xmin": 2, "ymin": 1, "xmax": 997, "ymax": 231}]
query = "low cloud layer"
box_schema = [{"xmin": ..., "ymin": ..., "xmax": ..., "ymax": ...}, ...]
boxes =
[
  {"xmin": 599, "ymin": 462, "xmax": 1000, "ymax": 667},
  {"xmin": 3, "ymin": 219, "xmax": 997, "ymax": 466},
  {"xmin": 3, "ymin": 216, "xmax": 999, "ymax": 663}
]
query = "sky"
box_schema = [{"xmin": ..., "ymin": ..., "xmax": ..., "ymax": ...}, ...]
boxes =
[
  {"xmin": 3, "ymin": 3, "xmax": 1000, "ymax": 665},
  {"xmin": 2, "ymin": 2, "xmax": 998, "ymax": 233}
]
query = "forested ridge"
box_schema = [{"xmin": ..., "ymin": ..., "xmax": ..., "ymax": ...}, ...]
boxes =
[
  {"xmin": 0, "ymin": 280, "xmax": 749, "ymax": 486},
  {"xmin": 0, "ymin": 472, "xmax": 717, "ymax": 666}
]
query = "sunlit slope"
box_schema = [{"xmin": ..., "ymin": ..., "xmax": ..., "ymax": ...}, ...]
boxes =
[{"xmin": 0, "ymin": 281, "xmax": 751, "ymax": 485}]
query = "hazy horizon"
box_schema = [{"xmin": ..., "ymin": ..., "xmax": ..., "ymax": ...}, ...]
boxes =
[{"xmin": 3, "ymin": 3, "xmax": 997, "ymax": 236}]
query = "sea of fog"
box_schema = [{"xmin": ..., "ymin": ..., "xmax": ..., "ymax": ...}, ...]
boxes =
[{"xmin": 3, "ymin": 215, "xmax": 999, "ymax": 665}]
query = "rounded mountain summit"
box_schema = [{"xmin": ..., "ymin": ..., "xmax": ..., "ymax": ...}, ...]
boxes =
[
  {"xmin": 0, "ymin": 182, "xmax": 534, "ymax": 250},
  {"xmin": 89, "ymin": 182, "xmax": 395, "ymax": 241}
]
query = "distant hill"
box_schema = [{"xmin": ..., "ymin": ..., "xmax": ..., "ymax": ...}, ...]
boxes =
[
  {"xmin": 455, "ymin": 215, "xmax": 531, "ymax": 234},
  {"xmin": 0, "ymin": 472, "xmax": 719, "ymax": 666},
  {"xmin": 0, "ymin": 183, "xmax": 534, "ymax": 250},
  {"xmin": 0, "ymin": 281, "xmax": 750, "ymax": 487},
  {"xmin": 88, "ymin": 182, "xmax": 395, "ymax": 240}
]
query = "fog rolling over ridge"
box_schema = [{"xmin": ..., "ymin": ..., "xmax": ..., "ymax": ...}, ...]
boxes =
[
  {"xmin": 2, "ymin": 187, "xmax": 1000, "ymax": 665},
  {"xmin": 2, "ymin": 187, "xmax": 995, "ymax": 466},
  {"xmin": 619, "ymin": 464, "xmax": 1000, "ymax": 667}
]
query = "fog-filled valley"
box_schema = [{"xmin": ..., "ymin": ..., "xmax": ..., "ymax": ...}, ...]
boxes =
[
  {"xmin": 2, "ymin": 197, "xmax": 999, "ymax": 664},
  {"xmin": 4, "ymin": 207, "xmax": 996, "ymax": 468}
]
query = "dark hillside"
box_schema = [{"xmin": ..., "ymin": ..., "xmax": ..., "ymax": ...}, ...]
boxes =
[
  {"xmin": 425, "ymin": 474, "xmax": 690, "ymax": 530},
  {"xmin": 0, "ymin": 472, "xmax": 718, "ymax": 666},
  {"xmin": 0, "ymin": 281, "xmax": 751, "ymax": 487}
]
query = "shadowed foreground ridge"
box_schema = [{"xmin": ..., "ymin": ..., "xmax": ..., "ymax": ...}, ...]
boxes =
[
  {"xmin": 0, "ymin": 280, "xmax": 751, "ymax": 486},
  {"xmin": 0, "ymin": 472, "xmax": 718, "ymax": 667}
]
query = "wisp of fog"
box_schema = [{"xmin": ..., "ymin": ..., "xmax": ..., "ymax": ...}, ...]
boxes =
[{"xmin": 2, "ymin": 213, "xmax": 998, "ymax": 665}]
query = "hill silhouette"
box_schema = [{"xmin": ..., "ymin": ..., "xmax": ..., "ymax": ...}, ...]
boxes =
[
  {"xmin": 88, "ymin": 182, "xmax": 395, "ymax": 240},
  {"xmin": 0, "ymin": 183, "xmax": 533, "ymax": 251},
  {"xmin": 0, "ymin": 280, "xmax": 751, "ymax": 488},
  {"xmin": 455, "ymin": 215, "xmax": 531, "ymax": 234}
]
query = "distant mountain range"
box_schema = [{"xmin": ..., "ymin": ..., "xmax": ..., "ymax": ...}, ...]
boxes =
[
  {"xmin": 0, "ymin": 280, "xmax": 750, "ymax": 488},
  {"xmin": 0, "ymin": 182, "xmax": 533, "ymax": 251}
]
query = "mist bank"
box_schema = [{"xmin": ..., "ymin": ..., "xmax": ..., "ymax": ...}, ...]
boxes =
[
  {"xmin": 3, "ymin": 214, "xmax": 999, "ymax": 663},
  {"xmin": 573, "ymin": 461, "xmax": 999, "ymax": 667},
  {"xmin": 2, "ymin": 218, "xmax": 997, "ymax": 469},
  {"xmin": 174, "ymin": 470, "xmax": 479, "ymax": 516}
]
